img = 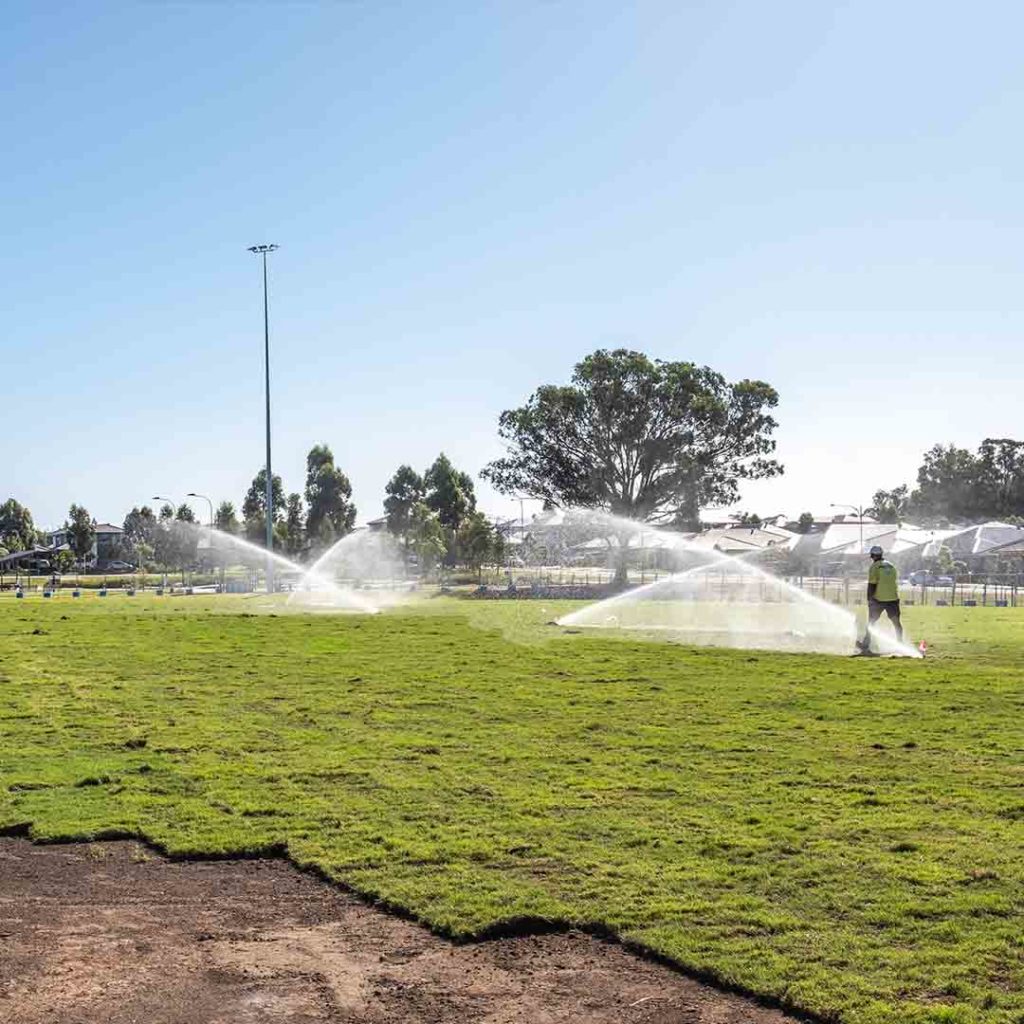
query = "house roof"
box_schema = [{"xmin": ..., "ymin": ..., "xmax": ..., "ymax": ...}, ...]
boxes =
[
  {"xmin": 688, "ymin": 525, "xmax": 797, "ymax": 554},
  {"xmin": 0, "ymin": 544, "xmax": 71, "ymax": 565},
  {"xmin": 48, "ymin": 523, "xmax": 123, "ymax": 536},
  {"xmin": 922, "ymin": 522, "xmax": 1024, "ymax": 557},
  {"xmin": 789, "ymin": 523, "xmax": 951, "ymax": 559},
  {"xmin": 817, "ymin": 522, "xmax": 897, "ymax": 555},
  {"xmin": 983, "ymin": 538, "xmax": 1024, "ymax": 556}
]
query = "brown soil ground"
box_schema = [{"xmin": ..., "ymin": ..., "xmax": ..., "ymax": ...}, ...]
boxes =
[{"xmin": 0, "ymin": 837, "xmax": 800, "ymax": 1024}]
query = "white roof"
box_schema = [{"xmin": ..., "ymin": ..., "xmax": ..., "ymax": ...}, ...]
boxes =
[
  {"xmin": 818, "ymin": 522, "xmax": 898, "ymax": 555},
  {"xmin": 923, "ymin": 522, "xmax": 1024, "ymax": 557},
  {"xmin": 688, "ymin": 525, "xmax": 798, "ymax": 553}
]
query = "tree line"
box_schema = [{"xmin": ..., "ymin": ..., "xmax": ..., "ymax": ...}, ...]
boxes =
[
  {"xmin": 10, "ymin": 347, "xmax": 1018, "ymax": 575},
  {"xmin": 1, "ymin": 446, "xmax": 504, "ymax": 576},
  {"xmin": 870, "ymin": 439, "xmax": 1024, "ymax": 526},
  {"xmin": 0, "ymin": 349, "xmax": 793, "ymax": 576}
]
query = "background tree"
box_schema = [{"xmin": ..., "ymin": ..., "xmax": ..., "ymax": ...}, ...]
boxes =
[
  {"xmin": 872, "ymin": 438, "xmax": 1024, "ymax": 526},
  {"xmin": 243, "ymin": 468, "xmax": 286, "ymax": 544},
  {"xmin": 409, "ymin": 502, "xmax": 447, "ymax": 577},
  {"xmin": 0, "ymin": 498, "xmax": 36, "ymax": 553},
  {"xmin": 976, "ymin": 438, "xmax": 1024, "ymax": 519},
  {"xmin": 304, "ymin": 444, "xmax": 356, "ymax": 546},
  {"xmin": 214, "ymin": 501, "xmax": 240, "ymax": 534},
  {"xmin": 284, "ymin": 493, "xmax": 306, "ymax": 556},
  {"xmin": 456, "ymin": 512, "xmax": 503, "ymax": 572},
  {"xmin": 482, "ymin": 349, "xmax": 782, "ymax": 531},
  {"xmin": 384, "ymin": 465, "xmax": 426, "ymax": 554},
  {"xmin": 868, "ymin": 485, "xmax": 909, "ymax": 523},
  {"xmin": 796, "ymin": 512, "xmax": 815, "ymax": 534},
  {"xmin": 173, "ymin": 504, "xmax": 199, "ymax": 571},
  {"xmin": 909, "ymin": 445, "xmax": 981, "ymax": 523},
  {"xmin": 123, "ymin": 506, "xmax": 157, "ymax": 560},
  {"xmin": 65, "ymin": 505, "xmax": 96, "ymax": 566},
  {"xmin": 424, "ymin": 453, "xmax": 475, "ymax": 532},
  {"xmin": 152, "ymin": 505, "xmax": 177, "ymax": 570},
  {"xmin": 133, "ymin": 541, "xmax": 155, "ymax": 571},
  {"xmin": 54, "ymin": 549, "xmax": 76, "ymax": 574}
]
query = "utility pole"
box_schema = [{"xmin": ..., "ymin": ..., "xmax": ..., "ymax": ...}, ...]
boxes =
[{"xmin": 248, "ymin": 244, "xmax": 279, "ymax": 593}]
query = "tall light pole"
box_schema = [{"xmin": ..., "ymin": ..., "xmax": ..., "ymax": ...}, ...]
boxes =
[
  {"xmin": 186, "ymin": 493, "xmax": 214, "ymax": 528},
  {"xmin": 831, "ymin": 502, "xmax": 867, "ymax": 553},
  {"xmin": 248, "ymin": 244, "xmax": 279, "ymax": 593}
]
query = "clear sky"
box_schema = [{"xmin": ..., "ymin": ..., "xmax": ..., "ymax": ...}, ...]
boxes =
[{"xmin": 6, "ymin": 1, "xmax": 1023, "ymax": 530}]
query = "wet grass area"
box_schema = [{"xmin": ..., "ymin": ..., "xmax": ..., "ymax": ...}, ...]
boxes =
[{"xmin": 1, "ymin": 594, "xmax": 1022, "ymax": 1024}]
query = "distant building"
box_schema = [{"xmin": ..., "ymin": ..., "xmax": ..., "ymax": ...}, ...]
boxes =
[
  {"xmin": 45, "ymin": 523, "xmax": 125, "ymax": 565},
  {"xmin": 0, "ymin": 545, "xmax": 63, "ymax": 573},
  {"xmin": 687, "ymin": 523, "xmax": 797, "ymax": 555},
  {"xmin": 921, "ymin": 522, "xmax": 1024, "ymax": 561},
  {"xmin": 982, "ymin": 536, "xmax": 1024, "ymax": 563}
]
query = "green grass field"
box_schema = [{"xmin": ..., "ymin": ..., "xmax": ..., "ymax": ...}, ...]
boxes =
[{"xmin": 1, "ymin": 594, "xmax": 1022, "ymax": 1024}]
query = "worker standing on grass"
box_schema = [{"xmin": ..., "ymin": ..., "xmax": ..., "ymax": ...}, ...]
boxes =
[{"xmin": 857, "ymin": 545, "xmax": 903, "ymax": 654}]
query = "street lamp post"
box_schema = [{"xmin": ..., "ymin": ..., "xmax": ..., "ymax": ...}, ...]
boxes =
[
  {"xmin": 152, "ymin": 496, "xmax": 177, "ymax": 518},
  {"xmin": 186, "ymin": 493, "xmax": 214, "ymax": 528},
  {"xmin": 152, "ymin": 496, "xmax": 177, "ymax": 589},
  {"xmin": 830, "ymin": 502, "xmax": 867, "ymax": 552},
  {"xmin": 248, "ymin": 243, "xmax": 279, "ymax": 594}
]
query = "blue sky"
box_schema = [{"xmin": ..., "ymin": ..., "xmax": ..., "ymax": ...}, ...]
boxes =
[{"xmin": 6, "ymin": 1, "xmax": 1023, "ymax": 530}]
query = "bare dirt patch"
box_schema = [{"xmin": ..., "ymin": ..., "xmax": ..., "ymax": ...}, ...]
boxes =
[{"xmin": 0, "ymin": 837, "xmax": 800, "ymax": 1023}]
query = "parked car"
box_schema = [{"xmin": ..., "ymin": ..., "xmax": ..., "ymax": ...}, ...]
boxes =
[
  {"xmin": 906, "ymin": 570, "xmax": 954, "ymax": 586},
  {"xmin": 103, "ymin": 560, "xmax": 136, "ymax": 572}
]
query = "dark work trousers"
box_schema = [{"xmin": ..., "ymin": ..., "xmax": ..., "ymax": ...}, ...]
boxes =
[{"xmin": 867, "ymin": 599, "xmax": 903, "ymax": 642}]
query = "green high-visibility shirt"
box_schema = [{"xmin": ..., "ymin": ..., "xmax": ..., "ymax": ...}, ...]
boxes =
[{"xmin": 869, "ymin": 559, "xmax": 899, "ymax": 602}]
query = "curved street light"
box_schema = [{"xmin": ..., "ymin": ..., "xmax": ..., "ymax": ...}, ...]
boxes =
[
  {"xmin": 186, "ymin": 492, "xmax": 214, "ymax": 528},
  {"xmin": 152, "ymin": 496, "xmax": 177, "ymax": 518}
]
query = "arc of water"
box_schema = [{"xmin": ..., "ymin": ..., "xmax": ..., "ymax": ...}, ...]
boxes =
[
  {"xmin": 555, "ymin": 512, "xmax": 921, "ymax": 658},
  {"xmin": 289, "ymin": 532, "xmax": 354, "ymax": 599},
  {"xmin": 285, "ymin": 530, "xmax": 393, "ymax": 612},
  {"xmin": 557, "ymin": 551, "xmax": 851, "ymax": 636},
  {"xmin": 199, "ymin": 527, "xmax": 376, "ymax": 611}
]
